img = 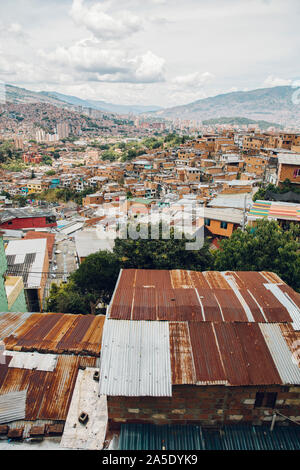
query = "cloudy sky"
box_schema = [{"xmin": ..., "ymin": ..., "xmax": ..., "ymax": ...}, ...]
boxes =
[{"xmin": 0, "ymin": 0, "xmax": 299, "ymax": 107}]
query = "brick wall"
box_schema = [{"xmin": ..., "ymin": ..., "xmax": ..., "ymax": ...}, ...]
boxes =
[
  {"xmin": 107, "ymin": 385, "xmax": 300, "ymax": 429},
  {"xmin": 278, "ymin": 164, "xmax": 300, "ymax": 185}
]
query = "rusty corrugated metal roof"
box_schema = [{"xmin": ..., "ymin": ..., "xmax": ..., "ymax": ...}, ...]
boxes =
[
  {"xmin": 168, "ymin": 321, "xmax": 296, "ymax": 387},
  {"xmin": 189, "ymin": 322, "xmax": 227, "ymax": 385},
  {"xmin": 3, "ymin": 313, "xmax": 104, "ymax": 357},
  {"xmin": 0, "ymin": 312, "xmax": 33, "ymax": 341},
  {"xmin": 108, "ymin": 269, "xmax": 295, "ymax": 324},
  {"xmin": 169, "ymin": 322, "xmax": 196, "ymax": 385},
  {"xmin": 0, "ymin": 354, "xmax": 83, "ymax": 422}
]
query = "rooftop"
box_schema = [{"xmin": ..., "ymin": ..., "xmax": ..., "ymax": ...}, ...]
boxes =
[
  {"xmin": 249, "ymin": 200, "xmax": 300, "ymax": 222},
  {"xmin": 278, "ymin": 154, "xmax": 300, "ymax": 166},
  {"xmin": 5, "ymin": 238, "xmax": 48, "ymax": 289},
  {"xmin": 108, "ymin": 269, "xmax": 300, "ymax": 327}
]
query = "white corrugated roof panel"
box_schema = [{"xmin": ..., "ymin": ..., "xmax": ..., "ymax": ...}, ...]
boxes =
[
  {"xmin": 264, "ymin": 283, "xmax": 300, "ymax": 330},
  {"xmin": 259, "ymin": 323, "xmax": 300, "ymax": 385},
  {"xmin": 278, "ymin": 154, "xmax": 300, "ymax": 166},
  {"xmin": 99, "ymin": 320, "xmax": 172, "ymax": 397},
  {"xmin": 0, "ymin": 390, "xmax": 27, "ymax": 424}
]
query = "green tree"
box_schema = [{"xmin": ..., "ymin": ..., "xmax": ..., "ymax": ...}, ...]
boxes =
[
  {"xmin": 0, "ymin": 191, "xmax": 10, "ymax": 199},
  {"xmin": 114, "ymin": 225, "xmax": 213, "ymax": 271},
  {"xmin": 42, "ymin": 155, "xmax": 53, "ymax": 165},
  {"xmin": 13, "ymin": 195, "xmax": 27, "ymax": 207},
  {"xmin": 47, "ymin": 251, "xmax": 120, "ymax": 315},
  {"xmin": 46, "ymin": 282, "xmax": 90, "ymax": 314},
  {"xmin": 102, "ymin": 150, "xmax": 117, "ymax": 161},
  {"xmin": 213, "ymin": 219, "xmax": 300, "ymax": 292},
  {"xmin": 52, "ymin": 151, "xmax": 60, "ymax": 160}
]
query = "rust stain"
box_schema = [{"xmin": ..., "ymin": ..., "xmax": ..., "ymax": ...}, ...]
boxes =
[
  {"xmin": 4, "ymin": 313, "xmax": 104, "ymax": 356},
  {"xmin": 169, "ymin": 322, "xmax": 195, "ymax": 384}
]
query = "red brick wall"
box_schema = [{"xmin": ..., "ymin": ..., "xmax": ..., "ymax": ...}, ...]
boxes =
[{"xmin": 107, "ymin": 385, "xmax": 300, "ymax": 429}]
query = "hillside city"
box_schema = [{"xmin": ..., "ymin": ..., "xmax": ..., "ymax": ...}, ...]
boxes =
[
  {"xmin": 1, "ymin": 92, "xmax": 300, "ymax": 451},
  {"xmin": 1, "ymin": 0, "xmax": 300, "ymax": 456}
]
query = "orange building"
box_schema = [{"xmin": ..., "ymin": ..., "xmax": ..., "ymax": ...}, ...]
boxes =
[{"xmin": 277, "ymin": 154, "xmax": 300, "ymax": 187}]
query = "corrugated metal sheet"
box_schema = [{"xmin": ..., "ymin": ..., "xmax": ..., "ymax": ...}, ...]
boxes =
[
  {"xmin": 119, "ymin": 423, "xmax": 204, "ymax": 450},
  {"xmin": 119, "ymin": 423, "xmax": 300, "ymax": 451},
  {"xmin": 4, "ymin": 313, "xmax": 104, "ymax": 357},
  {"xmin": 203, "ymin": 271, "xmax": 231, "ymax": 289},
  {"xmin": 109, "ymin": 270, "xmax": 295, "ymax": 324},
  {"xmin": 259, "ymin": 323, "xmax": 300, "ymax": 385},
  {"xmin": 99, "ymin": 320, "xmax": 172, "ymax": 396},
  {"xmin": 279, "ymin": 284, "xmax": 300, "ymax": 312},
  {"xmin": 0, "ymin": 390, "xmax": 26, "ymax": 424},
  {"xmin": 169, "ymin": 322, "xmax": 196, "ymax": 385},
  {"xmin": 0, "ymin": 354, "xmax": 81, "ymax": 422},
  {"xmin": 213, "ymin": 288, "xmax": 248, "ymax": 322},
  {"xmin": 7, "ymin": 351, "xmax": 58, "ymax": 371},
  {"xmin": 213, "ymin": 323, "xmax": 251, "ymax": 386},
  {"xmin": 37, "ymin": 355, "xmax": 79, "ymax": 421},
  {"xmin": 204, "ymin": 425, "xmax": 300, "ymax": 450},
  {"xmin": 234, "ymin": 323, "xmax": 282, "ymax": 385},
  {"xmin": 189, "ymin": 323, "xmax": 227, "ymax": 385},
  {"xmin": 266, "ymin": 284, "xmax": 300, "ymax": 330},
  {"xmin": 279, "ymin": 324, "xmax": 300, "ymax": 367},
  {"xmin": 0, "ymin": 312, "xmax": 33, "ymax": 341},
  {"xmin": 171, "ymin": 322, "xmax": 295, "ymax": 387}
]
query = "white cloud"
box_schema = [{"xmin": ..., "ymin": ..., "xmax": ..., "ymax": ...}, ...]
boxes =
[
  {"xmin": 70, "ymin": 0, "xmax": 142, "ymax": 40},
  {"xmin": 172, "ymin": 71, "xmax": 215, "ymax": 88},
  {"xmin": 40, "ymin": 40, "xmax": 165, "ymax": 84},
  {"xmin": 0, "ymin": 21, "xmax": 28, "ymax": 40},
  {"xmin": 263, "ymin": 75, "xmax": 292, "ymax": 87}
]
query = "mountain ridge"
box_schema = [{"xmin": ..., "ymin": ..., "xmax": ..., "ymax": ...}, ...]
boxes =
[
  {"xmin": 3, "ymin": 84, "xmax": 300, "ymax": 126},
  {"xmin": 152, "ymin": 86, "xmax": 300, "ymax": 126}
]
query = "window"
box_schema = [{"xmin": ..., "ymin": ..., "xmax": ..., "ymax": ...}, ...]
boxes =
[
  {"xmin": 204, "ymin": 218, "xmax": 210, "ymax": 226},
  {"xmin": 254, "ymin": 392, "xmax": 277, "ymax": 409},
  {"xmin": 220, "ymin": 221, "xmax": 228, "ymax": 229},
  {"xmin": 293, "ymin": 168, "xmax": 300, "ymax": 178}
]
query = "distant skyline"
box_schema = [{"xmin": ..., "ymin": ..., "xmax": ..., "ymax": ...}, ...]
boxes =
[{"xmin": 0, "ymin": 0, "xmax": 299, "ymax": 107}]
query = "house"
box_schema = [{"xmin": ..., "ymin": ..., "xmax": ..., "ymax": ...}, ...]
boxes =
[
  {"xmin": 5, "ymin": 238, "xmax": 49, "ymax": 312},
  {"xmin": 202, "ymin": 207, "xmax": 243, "ymax": 238},
  {"xmin": 74, "ymin": 229, "xmax": 114, "ymax": 264},
  {"xmin": 248, "ymin": 200, "xmax": 300, "ymax": 229},
  {"xmin": 0, "ymin": 236, "xmax": 27, "ymax": 313},
  {"xmin": 277, "ymin": 154, "xmax": 300, "ymax": 187},
  {"xmin": 0, "ymin": 208, "xmax": 57, "ymax": 230},
  {"xmin": 23, "ymin": 231, "xmax": 56, "ymax": 261},
  {"xmin": 99, "ymin": 269, "xmax": 300, "ymax": 431}
]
